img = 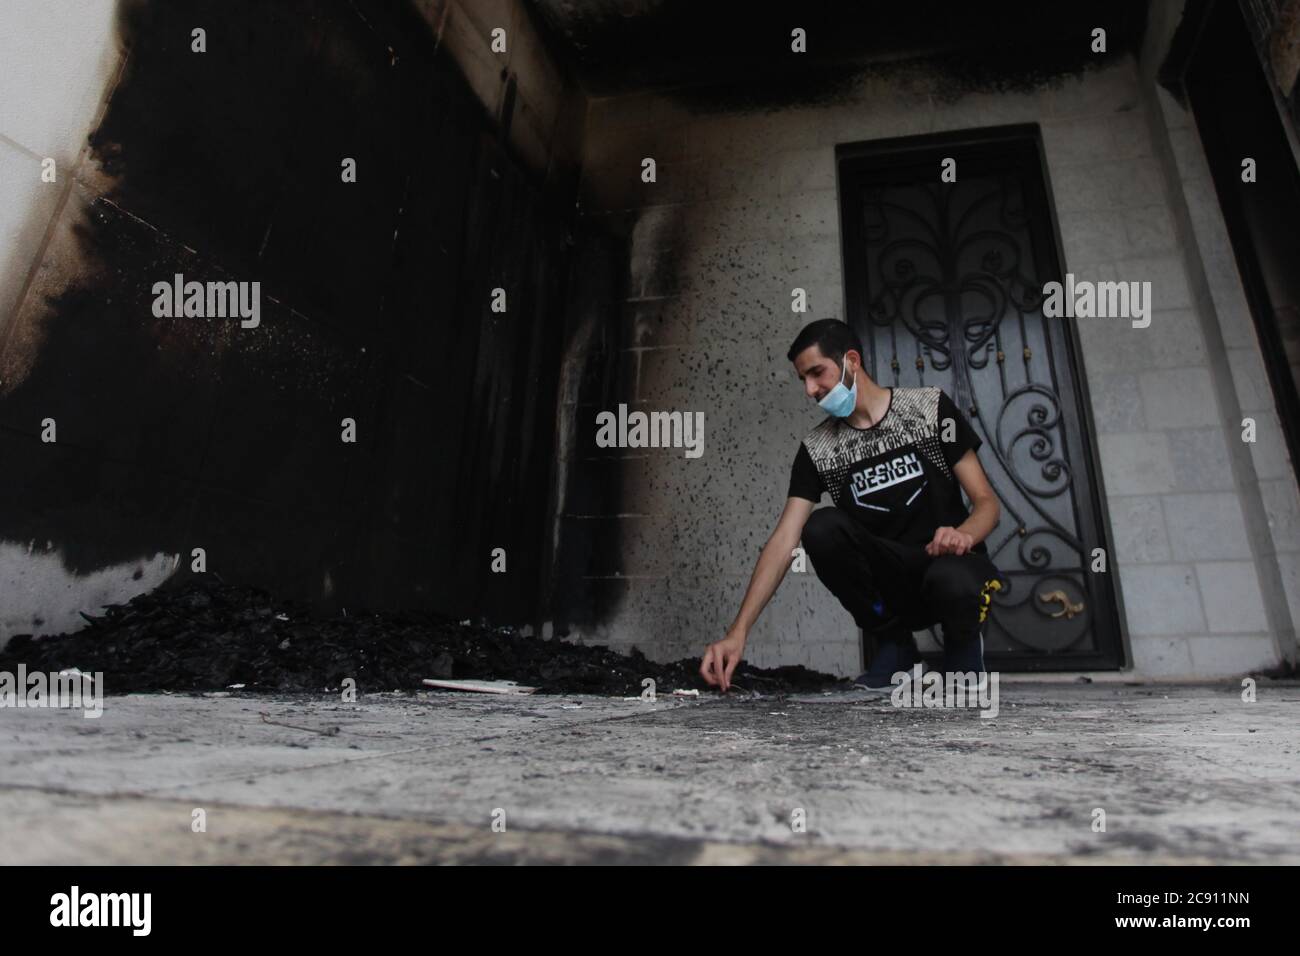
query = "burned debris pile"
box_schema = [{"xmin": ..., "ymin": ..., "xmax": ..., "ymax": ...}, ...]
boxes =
[{"xmin": 0, "ymin": 578, "xmax": 848, "ymax": 696}]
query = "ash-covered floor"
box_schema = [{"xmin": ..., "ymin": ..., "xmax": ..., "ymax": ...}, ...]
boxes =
[{"xmin": 2, "ymin": 682, "xmax": 1298, "ymax": 864}]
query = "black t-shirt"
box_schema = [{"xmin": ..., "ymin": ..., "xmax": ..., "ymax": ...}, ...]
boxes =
[{"xmin": 788, "ymin": 386, "xmax": 987, "ymax": 554}]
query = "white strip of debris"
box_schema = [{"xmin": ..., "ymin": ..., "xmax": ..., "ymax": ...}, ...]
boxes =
[{"xmin": 421, "ymin": 678, "xmax": 538, "ymax": 695}]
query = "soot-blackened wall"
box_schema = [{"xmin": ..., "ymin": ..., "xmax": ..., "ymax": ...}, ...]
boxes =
[{"xmin": 0, "ymin": 0, "xmax": 582, "ymax": 630}]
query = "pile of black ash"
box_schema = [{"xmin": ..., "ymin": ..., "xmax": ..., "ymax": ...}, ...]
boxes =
[{"xmin": 1, "ymin": 578, "xmax": 849, "ymax": 696}]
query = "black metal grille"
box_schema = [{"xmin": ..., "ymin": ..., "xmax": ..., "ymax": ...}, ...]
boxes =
[{"xmin": 840, "ymin": 127, "xmax": 1123, "ymax": 668}]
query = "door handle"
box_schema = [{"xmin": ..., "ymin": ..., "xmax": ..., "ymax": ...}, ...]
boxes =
[{"xmin": 1037, "ymin": 589, "xmax": 1084, "ymax": 619}]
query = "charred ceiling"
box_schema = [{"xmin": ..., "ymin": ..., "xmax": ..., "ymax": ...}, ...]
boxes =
[{"xmin": 527, "ymin": 0, "xmax": 1151, "ymax": 104}]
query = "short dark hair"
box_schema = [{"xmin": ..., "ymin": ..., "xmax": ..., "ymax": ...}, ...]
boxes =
[{"xmin": 786, "ymin": 318, "xmax": 864, "ymax": 366}]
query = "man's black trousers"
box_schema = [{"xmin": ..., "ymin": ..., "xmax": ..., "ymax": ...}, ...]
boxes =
[{"xmin": 800, "ymin": 506, "xmax": 1002, "ymax": 648}]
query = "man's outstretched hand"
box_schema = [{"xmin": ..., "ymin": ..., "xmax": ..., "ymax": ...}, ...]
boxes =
[
  {"xmin": 925, "ymin": 525, "xmax": 975, "ymax": 556},
  {"xmin": 700, "ymin": 629, "xmax": 746, "ymax": 693}
]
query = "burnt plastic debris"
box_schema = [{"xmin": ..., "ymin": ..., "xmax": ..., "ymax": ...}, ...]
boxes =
[{"xmin": 0, "ymin": 579, "xmax": 849, "ymax": 696}]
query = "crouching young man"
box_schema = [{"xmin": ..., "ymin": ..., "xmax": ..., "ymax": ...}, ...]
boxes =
[{"xmin": 699, "ymin": 318, "xmax": 1003, "ymax": 693}]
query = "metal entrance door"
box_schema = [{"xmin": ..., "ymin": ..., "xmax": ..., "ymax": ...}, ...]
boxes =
[{"xmin": 838, "ymin": 125, "xmax": 1124, "ymax": 670}]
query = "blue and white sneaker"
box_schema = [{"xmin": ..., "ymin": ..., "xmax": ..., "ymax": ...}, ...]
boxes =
[{"xmin": 854, "ymin": 634, "xmax": 923, "ymax": 691}]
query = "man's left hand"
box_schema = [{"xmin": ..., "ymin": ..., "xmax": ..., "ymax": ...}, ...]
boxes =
[{"xmin": 926, "ymin": 526, "xmax": 974, "ymax": 556}]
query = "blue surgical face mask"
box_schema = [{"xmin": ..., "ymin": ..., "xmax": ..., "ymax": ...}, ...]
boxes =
[{"xmin": 817, "ymin": 359, "xmax": 857, "ymax": 418}]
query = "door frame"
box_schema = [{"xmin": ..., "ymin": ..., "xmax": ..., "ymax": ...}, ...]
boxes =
[
  {"xmin": 1160, "ymin": 0, "xmax": 1300, "ymax": 490},
  {"xmin": 834, "ymin": 123, "xmax": 1130, "ymax": 671}
]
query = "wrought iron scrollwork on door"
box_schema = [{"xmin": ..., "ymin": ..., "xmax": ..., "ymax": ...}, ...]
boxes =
[{"xmin": 842, "ymin": 135, "xmax": 1121, "ymax": 667}]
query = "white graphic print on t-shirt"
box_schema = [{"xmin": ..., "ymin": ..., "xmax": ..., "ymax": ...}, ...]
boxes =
[{"xmin": 848, "ymin": 451, "xmax": 924, "ymax": 508}]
